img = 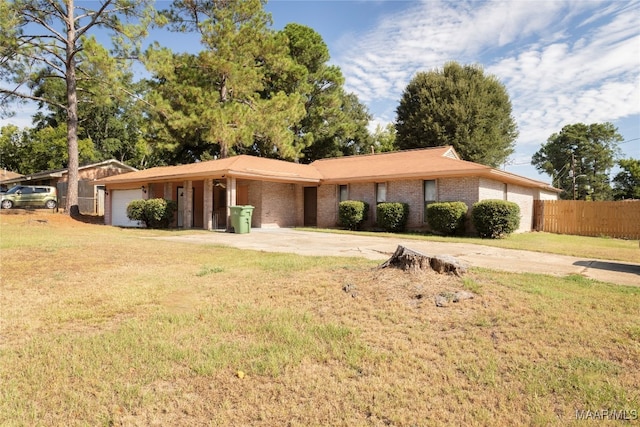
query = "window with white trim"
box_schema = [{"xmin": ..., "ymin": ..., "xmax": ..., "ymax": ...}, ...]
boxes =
[
  {"xmin": 376, "ymin": 183, "xmax": 386, "ymax": 204},
  {"xmin": 424, "ymin": 180, "xmax": 437, "ymax": 222},
  {"xmin": 339, "ymin": 185, "xmax": 348, "ymax": 202}
]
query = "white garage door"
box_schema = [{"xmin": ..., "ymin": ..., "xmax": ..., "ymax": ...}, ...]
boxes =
[{"xmin": 111, "ymin": 189, "xmax": 143, "ymax": 227}]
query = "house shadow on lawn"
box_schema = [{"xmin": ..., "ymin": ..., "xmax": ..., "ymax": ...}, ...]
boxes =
[{"xmin": 574, "ymin": 260, "xmax": 640, "ymax": 276}]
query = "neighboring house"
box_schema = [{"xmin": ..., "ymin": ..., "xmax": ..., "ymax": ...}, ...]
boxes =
[
  {"xmin": 95, "ymin": 146, "xmax": 560, "ymax": 232},
  {"xmin": 0, "ymin": 159, "xmax": 137, "ymax": 215},
  {"xmin": 0, "ymin": 170, "xmax": 23, "ymax": 192}
]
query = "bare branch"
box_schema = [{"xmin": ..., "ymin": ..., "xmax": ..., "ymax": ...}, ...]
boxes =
[
  {"xmin": 44, "ymin": 0, "xmax": 66, "ymax": 18},
  {"xmin": 0, "ymin": 87, "xmax": 68, "ymax": 112},
  {"xmin": 75, "ymin": 0, "xmax": 117, "ymax": 40},
  {"xmin": 21, "ymin": 9, "xmax": 66, "ymax": 45}
]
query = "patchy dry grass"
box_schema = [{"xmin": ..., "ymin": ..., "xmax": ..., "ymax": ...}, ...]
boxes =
[{"xmin": 1, "ymin": 211, "xmax": 639, "ymax": 426}]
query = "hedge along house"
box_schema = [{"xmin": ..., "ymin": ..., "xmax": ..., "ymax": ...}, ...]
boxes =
[
  {"xmin": 310, "ymin": 147, "xmax": 559, "ymax": 233},
  {"xmin": 95, "ymin": 146, "xmax": 559, "ymax": 231}
]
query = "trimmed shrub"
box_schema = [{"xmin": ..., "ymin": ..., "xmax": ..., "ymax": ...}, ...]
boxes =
[
  {"xmin": 471, "ymin": 199, "xmax": 520, "ymax": 238},
  {"xmin": 338, "ymin": 200, "xmax": 369, "ymax": 230},
  {"xmin": 126, "ymin": 199, "xmax": 145, "ymax": 224},
  {"xmin": 126, "ymin": 198, "xmax": 177, "ymax": 229},
  {"xmin": 426, "ymin": 201, "xmax": 468, "ymax": 236},
  {"xmin": 376, "ymin": 202, "xmax": 409, "ymax": 232}
]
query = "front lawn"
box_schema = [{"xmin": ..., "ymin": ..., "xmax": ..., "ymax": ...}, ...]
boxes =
[{"xmin": 1, "ymin": 212, "xmax": 638, "ymax": 426}]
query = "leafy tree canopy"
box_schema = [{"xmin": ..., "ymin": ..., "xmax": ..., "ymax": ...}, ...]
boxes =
[
  {"xmin": 0, "ymin": 124, "xmax": 95, "ymax": 174},
  {"xmin": 612, "ymin": 158, "xmax": 640, "ymax": 200},
  {"xmin": 370, "ymin": 123, "xmax": 397, "ymax": 154},
  {"xmin": 277, "ymin": 24, "xmax": 372, "ymax": 162},
  {"xmin": 395, "ymin": 61, "xmax": 518, "ymax": 167},
  {"xmin": 145, "ymin": 0, "xmax": 307, "ymax": 163},
  {"xmin": 531, "ymin": 122, "xmax": 622, "ymax": 200}
]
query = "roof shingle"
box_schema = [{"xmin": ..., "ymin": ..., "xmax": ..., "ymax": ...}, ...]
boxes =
[{"xmin": 95, "ymin": 146, "xmax": 556, "ymax": 191}]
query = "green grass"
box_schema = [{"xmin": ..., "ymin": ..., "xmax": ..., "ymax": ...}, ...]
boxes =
[{"xmin": 1, "ymin": 212, "xmax": 639, "ymax": 426}]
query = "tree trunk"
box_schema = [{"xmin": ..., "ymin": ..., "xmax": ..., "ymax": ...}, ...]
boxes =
[
  {"xmin": 65, "ymin": 0, "xmax": 79, "ymax": 216},
  {"xmin": 218, "ymin": 74, "xmax": 229, "ymax": 159},
  {"xmin": 380, "ymin": 245, "xmax": 467, "ymax": 276}
]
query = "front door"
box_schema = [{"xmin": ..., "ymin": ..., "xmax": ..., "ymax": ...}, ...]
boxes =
[
  {"xmin": 304, "ymin": 187, "xmax": 317, "ymax": 227},
  {"xmin": 237, "ymin": 184, "xmax": 249, "ymax": 205}
]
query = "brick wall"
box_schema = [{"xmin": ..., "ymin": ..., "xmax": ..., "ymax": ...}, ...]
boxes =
[
  {"xmin": 387, "ymin": 180, "xmax": 424, "ymax": 228},
  {"xmin": 439, "ymin": 176, "xmax": 480, "ymax": 206},
  {"xmin": 317, "ymin": 185, "xmax": 338, "ymax": 228},
  {"xmin": 317, "ymin": 178, "xmax": 485, "ymax": 230},
  {"xmin": 104, "ymin": 192, "xmax": 112, "ymax": 225},
  {"xmin": 347, "ymin": 182, "xmax": 376, "ymax": 227},
  {"xmin": 250, "ymin": 180, "xmax": 300, "ymax": 228},
  {"xmin": 478, "ymin": 177, "xmax": 505, "ymax": 200},
  {"xmin": 316, "ymin": 181, "xmax": 425, "ymax": 229},
  {"xmin": 505, "ymin": 183, "xmax": 535, "ymax": 232},
  {"xmin": 538, "ymin": 189, "xmax": 558, "ymax": 201},
  {"xmin": 478, "ymin": 177, "xmax": 536, "ymax": 233}
]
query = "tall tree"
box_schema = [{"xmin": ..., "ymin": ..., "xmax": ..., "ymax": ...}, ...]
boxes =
[
  {"xmin": 612, "ymin": 158, "xmax": 640, "ymax": 200},
  {"xmin": 0, "ymin": 0, "xmax": 154, "ymax": 215},
  {"xmin": 532, "ymin": 123, "xmax": 622, "ymax": 200},
  {"xmin": 395, "ymin": 62, "xmax": 518, "ymax": 167},
  {"xmin": 145, "ymin": 0, "xmax": 306, "ymax": 163},
  {"xmin": 275, "ymin": 23, "xmax": 371, "ymax": 162}
]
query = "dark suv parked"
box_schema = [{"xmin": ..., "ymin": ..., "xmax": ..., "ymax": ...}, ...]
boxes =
[{"xmin": 0, "ymin": 185, "xmax": 58, "ymax": 209}]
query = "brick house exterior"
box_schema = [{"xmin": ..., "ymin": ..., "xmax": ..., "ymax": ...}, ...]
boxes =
[{"xmin": 95, "ymin": 147, "xmax": 559, "ymax": 232}]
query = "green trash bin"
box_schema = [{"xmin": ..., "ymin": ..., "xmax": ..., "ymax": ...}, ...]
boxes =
[{"xmin": 230, "ymin": 205, "xmax": 254, "ymax": 234}]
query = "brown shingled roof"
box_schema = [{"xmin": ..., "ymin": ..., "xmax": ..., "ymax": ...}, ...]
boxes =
[
  {"xmin": 95, "ymin": 155, "xmax": 323, "ymax": 185},
  {"xmin": 95, "ymin": 146, "xmax": 556, "ymax": 191},
  {"xmin": 310, "ymin": 146, "xmax": 484, "ymax": 182},
  {"xmin": 312, "ymin": 146, "xmax": 556, "ymax": 190}
]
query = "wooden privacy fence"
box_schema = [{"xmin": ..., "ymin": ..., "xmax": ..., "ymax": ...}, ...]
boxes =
[{"xmin": 533, "ymin": 200, "xmax": 640, "ymax": 239}]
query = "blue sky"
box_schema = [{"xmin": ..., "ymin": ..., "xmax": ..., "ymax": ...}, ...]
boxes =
[
  {"xmin": 265, "ymin": 0, "xmax": 640, "ymax": 182},
  {"xmin": 3, "ymin": 0, "xmax": 639, "ymax": 183}
]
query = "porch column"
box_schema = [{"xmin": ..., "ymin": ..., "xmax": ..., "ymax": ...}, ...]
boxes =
[
  {"xmin": 204, "ymin": 178, "xmax": 213, "ymax": 230},
  {"xmin": 226, "ymin": 176, "xmax": 236, "ymax": 231},
  {"xmin": 184, "ymin": 180, "xmax": 193, "ymax": 228},
  {"xmin": 163, "ymin": 182, "xmax": 172, "ymax": 200}
]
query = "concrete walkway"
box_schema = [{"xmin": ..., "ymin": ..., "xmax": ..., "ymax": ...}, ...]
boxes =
[{"xmin": 156, "ymin": 228, "xmax": 640, "ymax": 287}]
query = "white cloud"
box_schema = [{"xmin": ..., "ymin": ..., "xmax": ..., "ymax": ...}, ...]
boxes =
[
  {"xmin": 0, "ymin": 102, "xmax": 38, "ymax": 129},
  {"xmin": 334, "ymin": 0, "xmax": 640, "ymax": 179}
]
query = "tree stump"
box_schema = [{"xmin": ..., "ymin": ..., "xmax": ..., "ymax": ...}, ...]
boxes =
[{"xmin": 380, "ymin": 245, "xmax": 467, "ymax": 276}]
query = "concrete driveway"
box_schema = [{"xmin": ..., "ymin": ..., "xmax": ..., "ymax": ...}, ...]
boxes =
[{"xmin": 157, "ymin": 228, "xmax": 640, "ymax": 287}]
